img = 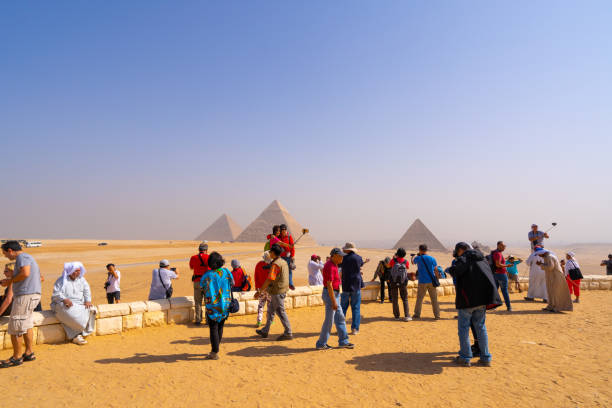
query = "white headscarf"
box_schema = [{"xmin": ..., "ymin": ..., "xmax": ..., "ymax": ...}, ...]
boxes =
[
  {"xmin": 62, "ymin": 261, "xmax": 86, "ymax": 288},
  {"xmin": 565, "ymin": 252, "xmax": 580, "ymax": 272}
]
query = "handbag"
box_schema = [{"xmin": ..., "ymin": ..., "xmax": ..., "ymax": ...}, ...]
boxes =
[
  {"xmin": 158, "ymin": 268, "xmax": 173, "ymax": 299},
  {"xmin": 567, "ymin": 260, "xmax": 583, "ymax": 281},
  {"xmin": 422, "ymin": 256, "xmax": 440, "ymax": 287},
  {"xmin": 228, "ymin": 272, "xmax": 240, "ymax": 313}
]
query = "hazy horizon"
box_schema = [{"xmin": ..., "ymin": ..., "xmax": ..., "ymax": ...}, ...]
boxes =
[{"xmin": 1, "ymin": 2, "xmax": 611, "ymax": 246}]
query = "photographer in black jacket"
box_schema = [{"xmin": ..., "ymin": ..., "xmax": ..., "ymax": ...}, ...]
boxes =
[{"xmin": 447, "ymin": 242, "xmax": 501, "ymax": 367}]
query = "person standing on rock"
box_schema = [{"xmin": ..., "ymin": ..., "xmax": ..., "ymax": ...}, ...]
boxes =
[
  {"xmin": 528, "ymin": 224, "xmax": 549, "ymax": 252},
  {"xmin": 255, "ymin": 244, "xmax": 293, "ymax": 341},
  {"xmin": 279, "ymin": 224, "xmax": 296, "ymax": 290},
  {"xmin": 189, "ymin": 242, "xmax": 209, "ymax": 325}
]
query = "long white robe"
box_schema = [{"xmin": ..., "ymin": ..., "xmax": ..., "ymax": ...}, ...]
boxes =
[
  {"xmin": 526, "ymin": 252, "xmax": 548, "ymax": 299},
  {"xmin": 51, "ymin": 276, "xmax": 96, "ymax": 339}
]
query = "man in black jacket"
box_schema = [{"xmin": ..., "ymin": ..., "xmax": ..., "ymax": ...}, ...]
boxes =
[{"xmin": 447, "ymin": 242, "xmax": 502, "ymax": 367}]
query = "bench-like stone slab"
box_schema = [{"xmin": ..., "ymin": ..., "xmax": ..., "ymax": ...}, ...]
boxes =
[
  {"xmin": 122, "ymin": 314, "xmax": 143, "ymax": 330},
  {"xmin": 97, "ymin": 316, "xmax": 122, "ymax": 335},
  {"xmin": 143, "ymin": 311, "xmax": 167, "ymax": 327},
  {"xmin": 32, "ymin": 310, "xmax": 60, "ymax": 326},
  {"xmin": 168, "ymin": 308, "xmax": 190, "ymax": 324},
  {"xmin": 245, "ymin": 300, "xmax": 259, "ymax": 315},
  {"xmin": 97, "ymin": 303, "xmax": 131, "ymax": 318},
  {"xmin": 128, "ymin": 301, "xmax": 147, "ymax": 314},
  {"xmin": 308, "ymin": 294, "xmax": 323, "ymax": 306},
  {"xmin": 37, "ymin": 324, "xmax": 66, "ymax": 344},
  {"xmin": 293, "ymin": 295, "xmax": 308, "ymax": 308},
  {"xmin": 169, "ymin": 296, "xmax": 195, "ymax": 309},
  {"xmin": 146, "ymin": 299, "xmax": 170, "ymax": 311}
]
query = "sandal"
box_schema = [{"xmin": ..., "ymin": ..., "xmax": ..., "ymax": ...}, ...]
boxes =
[
  {"xmin": 0, "ymin": 356, "xmax": 24, "ymax": 368},
  {"xmin": 22, "ymin": 352, "xmax": 36, "ymax": 362}
]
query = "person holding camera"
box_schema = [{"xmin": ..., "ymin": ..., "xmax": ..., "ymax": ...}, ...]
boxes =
[
  {"xmin": 189, "ymin": 242, "xmax": 210, "ymax": 325},
  {"xmin": 105, "ymin": 263, "xmax": 121, "ymax": 304},
  {"xmin": 148, "ymin": 259, "xmax": 178, "ymax": 300},
  {"xmin": 447, "ymin": 242, "xmax": 501, "ymax": 367},
  {"xmin": 308, "ymin": 254, "xmax": 324, "ymax": 286},
  {"xmin": 601, "ymin": 254, "xmax": 612, "ymax": 275},
  {"xmin": 411, "ymin": 244, "xmax": 441, "ymax": 320}
]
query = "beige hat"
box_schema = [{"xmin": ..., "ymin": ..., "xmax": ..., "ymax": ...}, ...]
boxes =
[{"xmin": 342, "ymin": 242, "xmax": 358, "ymax": 253}]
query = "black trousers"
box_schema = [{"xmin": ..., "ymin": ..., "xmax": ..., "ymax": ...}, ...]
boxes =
[
  {"xmin": 380, "ymin": 278, "xmax": 391, "ymax": 302},
  {"xmin": 207, "ymin": 316, "xmax": 227, "ymax": 353},
  {"xmin": 389, "ymin": 282, "xmax": 409, "ymax": 318}
]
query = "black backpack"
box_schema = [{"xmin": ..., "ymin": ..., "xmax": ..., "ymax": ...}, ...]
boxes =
[
  {"xmin": 486, "ymin": 251, "xmax": 498, "ymax": 274},
  {"xmin": 390, "ymin": 260, "xmax": 408, "ymax": 284}
]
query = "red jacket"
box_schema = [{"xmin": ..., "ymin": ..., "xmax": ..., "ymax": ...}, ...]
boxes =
[
  {"xmin": 231, "ymin": 267, "xmax": 246, "ymax": 288},
  {"xmin": 189, "ymin": 253, "xmax": 210, "ymax": 281},
  {"xmin": 280, "ymin": 235, "xmax": 295, "ymax": 258},
  {"xmin": 254, "ymin": 261, "xmax": 269, "ymax": 289}
]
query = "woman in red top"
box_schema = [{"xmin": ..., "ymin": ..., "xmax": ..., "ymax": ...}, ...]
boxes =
[
  {"xmin": 230, "ymin": 260, "xmax": 247, "ymax": 292},
  {"xmin": 254, "ymin": 252, "xmax": 272, "ymax": 326}
]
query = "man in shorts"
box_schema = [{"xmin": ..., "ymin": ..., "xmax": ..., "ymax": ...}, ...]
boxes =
[{"xmin": 1, "ymin": 241, "xmax": 42, "ymax": 368}]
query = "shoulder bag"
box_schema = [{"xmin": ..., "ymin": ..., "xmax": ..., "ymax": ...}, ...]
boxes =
[
  {"xmin": 567, "ymin": 260, "xmax": 583, "ymax": 281},
  {"xmin": 158, "ymin": 268, "xmax": 173, "ymax": 299}
]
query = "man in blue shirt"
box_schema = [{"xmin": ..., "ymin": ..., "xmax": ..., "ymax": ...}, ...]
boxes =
[
  {"xmin": 340, "ymin": 242, "xmax": 369, "ymax": 335},
  {"xmin": 411, "ymin": 244, "xmax": 441, "ymax": 319}
]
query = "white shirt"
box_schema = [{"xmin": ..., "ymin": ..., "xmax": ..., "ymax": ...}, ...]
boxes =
[
  {"xmin": 308, "ymin": 260, "xmax": 324, "ymax": 286},
  {"xmin": 148, "ymin": 268, "xmax": 178, "ymax": 300},
  {"xmin": 106, "ymin": 270, "xmax": 121, "ymax": 293}
]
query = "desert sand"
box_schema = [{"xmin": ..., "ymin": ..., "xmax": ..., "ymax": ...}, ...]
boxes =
[{"xmin": 3, "ymin": 240, "xmax": 611, "ymax": 407}]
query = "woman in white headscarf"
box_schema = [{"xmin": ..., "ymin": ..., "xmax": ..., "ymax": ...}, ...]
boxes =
[
  {"xmin": 536, "ymin": 250, "xmax": 573, "ymax": 312},
  {"xmin": 51, "ymin": 262, "xmax": 96, "ymax": 345},
  {"xmin": 564, "ymin": 252, "xmax": 583, "ymax": 303}
]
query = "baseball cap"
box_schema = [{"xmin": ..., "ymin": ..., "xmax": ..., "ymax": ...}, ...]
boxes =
[
  {"xmin": 159, "ymin": 259, "xmax": 170, "ymax": 267},
  {"xmin": 330, "ymin": 248, "xmax": 345, "ymax": 257},
  {"xmin": 199, "ymin": 242, "xmax": 208, "ymax": 252}
]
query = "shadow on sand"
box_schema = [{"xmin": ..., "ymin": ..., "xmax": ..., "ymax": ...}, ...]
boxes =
[
  {"xmin": 346, "ymin": 352, "xmax": 456, "ymax": 375},
  {"xmin": 95, "ymin": 352, "xmax": 207, "ymax": 364},
  {"xmin": 227, "ymin": 345, "xmax": 314, "ymax": 358}
]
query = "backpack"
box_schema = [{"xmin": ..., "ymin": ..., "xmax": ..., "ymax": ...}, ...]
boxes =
[
  {"xmin": 264, "ymin": 241, "xmax": 270, "ymax": 251},
  {"xmin": 390, "ymin": 259, "xmax": 408, "ymax": 284},
  {"xmin": 486, "ymin": 251, "xmax": 497, "ymax": 274}
]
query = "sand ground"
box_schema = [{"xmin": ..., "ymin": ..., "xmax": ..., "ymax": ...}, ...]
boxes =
[
  {"xmin": 2, "ymin": 291, "xmax": 611, "ymax": 407},
  {"xmin": 15, "ymin": 240, "xmax": 611, "ymax": 305}
]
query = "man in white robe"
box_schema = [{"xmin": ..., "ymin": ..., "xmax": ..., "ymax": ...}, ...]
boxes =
[
  {"xmin": 524, "ymin": 251, "xmax": 548, "ymax": 301},
  {"xmin": 51, "ymin": 262, "xmax": 96, "ymax": 345}
]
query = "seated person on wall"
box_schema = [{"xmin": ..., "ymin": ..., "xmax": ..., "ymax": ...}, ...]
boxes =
[
  {"xmin": 51, "ymin": 262, "xmax": 96, "ymax": 346},
  {"xmin": 1, "ymin": 262, "xmax": 43, "ymax": 316}
]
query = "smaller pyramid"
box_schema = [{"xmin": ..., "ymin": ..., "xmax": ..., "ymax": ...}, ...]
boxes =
[
  {"xmin": 393, "ymin": 218, "xmax": 447, "ymax": 252},
  {"xmin": 195, "ymin": 214, "xmax": 242, "ymax": 242},
  {"xmin": 235, "ymin": 200, "xmax": 317, "ymax": 245}
]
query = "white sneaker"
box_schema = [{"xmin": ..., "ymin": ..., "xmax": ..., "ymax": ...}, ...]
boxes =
[
  {"xmin": 402, "ymin": 316, "xmax": 412, "ymax": 322},
  {"xmin": 72, "ymin": 335, "xmax": 87, "ymax": 345}
]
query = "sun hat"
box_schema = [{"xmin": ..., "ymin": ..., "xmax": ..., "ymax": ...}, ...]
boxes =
[{"xmin": 342, "ymin": 242, "xmax": 358, "ymax": 253}]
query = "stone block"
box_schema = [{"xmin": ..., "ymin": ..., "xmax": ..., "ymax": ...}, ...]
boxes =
[
  {"xmin": 519, "ymin": 282, "xmax": 529, "ymax": 292},
  {"xmin": 308, "ymin": 294, "xmax": 323, "ymax": 306},
  {"xmin": 143, "ymin": 311, "xmax": 167, "ymax": 327},
  {"xmin": 239, "ymin": 291, "xmax": 256, "ymax": 301},
  {"xmin": 580, "ymin": 281, "xmax": 589, "ymax": 290},
  {"xmin": 288, "ymin": 286, "xmax": 313, "ymax": 296},
  {"xmin": 245, "ymin": 300, "xmax": 260, "ymax": 314},
  {"xmin": 169, "ymin": 296, "xmax": 195, "ymax": 309},
  {"xmin": 168, "ymin": 308, "xmax": 190, "ymax": 324},
  {"xmin": 189, "ymin": 308, "xmax": 195, "ymax": 322},
  {"xmin": 443, "ymin": 285, "xmax": 454, "ymax": 296},
  {"xmin": 362, "ymin": 290, "xmax": 378, "ymax": 301},
  {"xmin": 283, "ymin": 296, "xmax": 293, "ymax": 310},
  {"xmin": 235, "ymin": 301, "xmax": 246, "ymax": 315},
  {"xmin": 122, "ymin": 314, "xmax": 143, "ymax": 330},
  {"xmin": 599, "ymin": 280, "xmax": 611, "ymax": 290},
  {"xmin": 408, "ymin": 288, "xmax": 416, "ymax": 298},
  {"xmin": 589, "ymin": 281, "xmax": 601, "ymax": 290},
  {"xmin": 97, "ymin": 303, "xmax": 131, "ymax": 318},
  {"xmin": 309, "ymin": 285, "xmax": 324, "ymax": 294},
  {"xmin": 436, "ymin": 286, "xmax": 445, "ymax": 297},
  {"xmin": 32, "ymin": 310, "xmax": 60, "ymax": 326},
  {"xmin": 145, "ymin": 299, "xmax": 170, "ymax": 312},
  {"xmin": 407, "ymin": 281, "xmax": 417, "ymax": 288},
  {"xmin": 37, "ymin": 324, "xmax": 66, "ymax": 344},
  {"xmin": 128, "ymin": 301, "xmax": 147, "ymax": 314},
  {"xmin": 96, "ymin": 316, "xmax": 122, "ymax": 336},
  {"xmin": 293, "ymin": 295, "xmax": 308, "ymax": 308}
]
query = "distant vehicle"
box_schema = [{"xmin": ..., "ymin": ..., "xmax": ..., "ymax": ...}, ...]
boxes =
[
  {"xmin": 98, "ymin": 242, "xmax": 108, "ymax": 246},
  {"xmin": 25, "ymin": 241, "xmax": 42, "ymax": 248}
]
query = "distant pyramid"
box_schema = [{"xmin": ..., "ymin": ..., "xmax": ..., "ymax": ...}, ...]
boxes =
[
  {"xmin": 393, "ymin": 218, "xmax": 447, "ymax": 252},
  {"xmin": 195, "ymin": 214, "xmax": 242, "ymax": 242},
  {"xmin": 235, "ymin": 200, "xmax": 317, "ymax": 245}
]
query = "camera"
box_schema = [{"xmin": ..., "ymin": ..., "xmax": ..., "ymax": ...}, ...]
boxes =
[
  {"xmin": 170, "ymin": 267, "xmax": 177, "ymax": 272},
  {"xmin": 410, "ymin": 254, "xmax": 416, "ymax": 257}
]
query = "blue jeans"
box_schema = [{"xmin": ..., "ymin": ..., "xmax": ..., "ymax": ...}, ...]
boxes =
[
  {"xmin": 494, "ymin": 273, "xmax": 511, "ymax": 310},
  {"xmin": 340, "ymin": 290, "xmax": 361, "ymax": 331},
  {"xmin": 458, "ymin": 306, "xmax": 491, "ymax": 363},
  {"xmin": 282, "ymin": 257, "xmax": 294, "ymax": 287},
  {"xmin": 316, "ymin": 290, "xmax": 350, "ymax": 347}
]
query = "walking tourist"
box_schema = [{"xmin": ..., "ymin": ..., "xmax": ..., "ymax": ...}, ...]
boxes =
[
  {"xmin": 254, "ymin": 251, "xmax": 272, "ymax": 327},
  {"xmin": 491, "ymin": 241, "xmax": 512, "ymax": 311}
]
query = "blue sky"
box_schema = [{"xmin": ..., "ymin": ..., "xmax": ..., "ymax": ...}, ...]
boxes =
[{"xmin": 1, "ymin": 1, "xmax": 611, "ymax": 246}]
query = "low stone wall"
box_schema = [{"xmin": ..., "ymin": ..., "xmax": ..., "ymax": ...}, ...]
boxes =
[{"xmin": 1, "ymin": 275, "xmax": 610, "ymax": 349}]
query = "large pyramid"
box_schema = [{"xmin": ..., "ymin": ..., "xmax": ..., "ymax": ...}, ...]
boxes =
[
  {"xmin": 235, "ymin": 200, "xmax": 317, "ymax": 245},
  {"xmin": 393, "ymin": 218, "xmax": 447, "ymax": 252},
  {"xmin": 194, "ymin": 214, "xmax": 242, "ymax": 242}
]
